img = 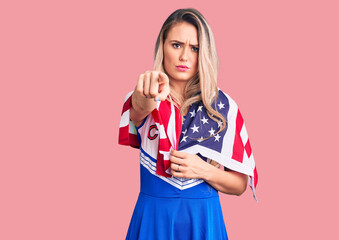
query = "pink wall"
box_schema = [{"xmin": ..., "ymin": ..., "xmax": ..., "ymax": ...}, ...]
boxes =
[{"xmin": 1, "ymin": 0, "xmax": 338, "ymax": 239}]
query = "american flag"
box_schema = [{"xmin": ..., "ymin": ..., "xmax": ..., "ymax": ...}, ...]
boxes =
[{"xmin": 119, "ymin": 90, "xmax": 258, "ymax": 201}]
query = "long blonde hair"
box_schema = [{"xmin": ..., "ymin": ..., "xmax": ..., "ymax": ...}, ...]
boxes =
[{"xmin": 153, "ymin": 8, "xmax": 226, "ymax": 134}]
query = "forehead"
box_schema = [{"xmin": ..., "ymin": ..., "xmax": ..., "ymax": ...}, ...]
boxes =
[{"xmin": 166, "ymin": 22, "xmax": 198, "ymax": 44}]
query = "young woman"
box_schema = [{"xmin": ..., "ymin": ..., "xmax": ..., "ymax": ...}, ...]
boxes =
[{"xmin": 119, "ymin": 8, "xmax": 258, "ymax": 240}]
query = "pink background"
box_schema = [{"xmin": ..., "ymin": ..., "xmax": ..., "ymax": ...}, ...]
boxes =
[{"xmin": 1, "ymin": 0, "xmax": 338, "ymax": 239}]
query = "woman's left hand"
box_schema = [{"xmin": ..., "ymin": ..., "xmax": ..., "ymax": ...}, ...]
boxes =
[
  {"xmin": 169, "ymin": 150, "xmax": 211, "ymax": 179},
  {"xmin": 170, "ymin": 150, "xmax": 248, "ymax": 195}
]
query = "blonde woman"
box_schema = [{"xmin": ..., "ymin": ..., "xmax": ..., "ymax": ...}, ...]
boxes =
[{"xmin": 119, "ymin": 8, "xmax": 258, "ymax": 240}]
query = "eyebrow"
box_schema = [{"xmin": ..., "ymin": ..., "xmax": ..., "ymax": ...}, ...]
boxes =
[{"xmin": 169, "ymin": 40, "xmax": 199, "ymax": 47}]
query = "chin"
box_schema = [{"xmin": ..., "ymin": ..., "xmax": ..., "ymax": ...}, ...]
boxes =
[{"xmin": 170, "ymin": 73, "xmax": 195, "ymax": 82}]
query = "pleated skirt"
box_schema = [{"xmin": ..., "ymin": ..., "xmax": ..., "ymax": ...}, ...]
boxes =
[{"xmin": 126, "ymin": 192, "xmax": 228, "ymax": 240}]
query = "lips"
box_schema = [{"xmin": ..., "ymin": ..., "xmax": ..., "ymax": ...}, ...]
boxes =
[{"xmin": 176, "ymin": 65, "xmax": 190, "ymax": 71}]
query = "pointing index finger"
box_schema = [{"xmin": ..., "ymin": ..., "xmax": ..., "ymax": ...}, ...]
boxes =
[
  {"xmin": 154, "ymin": 72, "xmax": 170, "ymax": 101},
  {"xmin": 158, "ymin": 71, "xmax": 169, "ymax": 83}
]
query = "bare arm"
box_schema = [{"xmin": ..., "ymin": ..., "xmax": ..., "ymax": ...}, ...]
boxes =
[
  {"xmin": 170, "ymin": 150, "xmax": 248, "ymax": 196},
  {"xmin": 130, "ymin": 71, "xmax": 170, "ymax": 127},
  {"xmin": 202, "ymin": 164, "xmax": 248, "ymax": 196}
]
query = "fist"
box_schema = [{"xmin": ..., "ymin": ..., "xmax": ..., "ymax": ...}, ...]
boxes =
[{"xmin": 136, "ymin": 70, "xmax": 170, "ymax": 101}]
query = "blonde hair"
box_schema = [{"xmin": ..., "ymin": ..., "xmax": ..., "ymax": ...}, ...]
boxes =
[{"xmin": 153, "ymin": 8, "xmax": 226, "ymax": 135}]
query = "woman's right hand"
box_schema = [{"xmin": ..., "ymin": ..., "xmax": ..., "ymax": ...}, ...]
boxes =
[
  {"xmin": 130, "ymin": 71, "xmax": 170, "ymax": 126},
  {"xmin": 136, "ymin": 70, "xmax": 170, "ymax": 101}
]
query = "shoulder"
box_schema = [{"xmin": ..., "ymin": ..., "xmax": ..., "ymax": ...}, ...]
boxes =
[{"xmin": 216, "ymin": 89, "xmax": 239, "ymax": 112}]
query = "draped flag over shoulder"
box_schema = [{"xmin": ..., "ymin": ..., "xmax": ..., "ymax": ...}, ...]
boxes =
[
  {"xmin": 118, "ymin": 92, "xmax": 139, "ymax": 148},
  {"xmin": 119, "ymin": 90, "xmax": 258, "ymax": 201}
]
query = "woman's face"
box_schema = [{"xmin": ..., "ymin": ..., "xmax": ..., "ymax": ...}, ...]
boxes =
[{"xmin": 163, "ymin": 22, "xmax": 199, "ymax": 85}]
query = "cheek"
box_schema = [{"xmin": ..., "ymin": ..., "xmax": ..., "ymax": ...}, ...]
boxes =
[
  {"xmin": 164, "ymin": 50, "xmax": 175, "ymax": 64},
  {"xmin": 192, "ymin": 55, "xmax": 199, "ymax": 71},
  {"xmin": 163, "ymin": 55, "xmax": 170, "ymax": 72},
  {"xmin": 164, "ymin": 51, "xmax": 175, "ymax": 71}
]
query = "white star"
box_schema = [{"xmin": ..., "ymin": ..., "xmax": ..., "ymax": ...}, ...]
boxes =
[
  {"xmin": 180, "ymin": 135, "xmax": 188, "ymax": 143},
  {"xmin": 182, "ymin": 129, "xmax": 187, "ymax": 135},
  {"xmin": 214, "ymin": 134, "xmax": 221, "ymax": 142},
  {"xmin": 197, "ymin": 106, "xmax": 203, "ymax": 112},
  {"xmin": 208, "ymin": 127, "xmax": 215, "ymax": 136},
  {"xmin": 189, "ymin": 110, "xmax": 196, "ymax": 118},
  {"xmin": 197, "ymin": 136, "xmax": 204, "ymax": 142},
  {"xmin": 217, "ymin": 120, "xmax": 223, "ymax": 128},
  {"xmin": 191, "ymin": 124, "xmax": 199, "ymax": 133},
  {"xmin": 217, "ymin": 101, "xmax": 225, "ymax": 110},
  {"xmin": 200, "ymin": 116, "xmax": 209, "ymax": 124}
]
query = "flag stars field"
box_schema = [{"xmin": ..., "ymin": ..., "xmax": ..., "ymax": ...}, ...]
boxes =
[
  {"xmin": 189, "ymin": 110, "xmax": 196, "ymax": 118},
  {"xmin": 208, "ymin": 127, "xmax": 215, "ymax": 136},
  {"xmin": 217, "ymin": 101, "xmax": 225, "ymax": 110},
  {"xmin": 180, "ymin": 135, "xmax": 188, "ymax": 143},
  {"xmin": 200, "ymin": 116, "xmax": 209, "ymax": 124},
  {"xmin": 214, "ymin": 134, "xmax": 221, "ymax": 142},
  {"xmin": 191, "ymin": 124, "xmax": 199, "ymax": 133}
]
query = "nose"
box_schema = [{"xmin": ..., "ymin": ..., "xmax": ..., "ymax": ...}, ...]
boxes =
[{"xmin": 179, "ymin": 46, "xmax": 189, "ymax": 61}]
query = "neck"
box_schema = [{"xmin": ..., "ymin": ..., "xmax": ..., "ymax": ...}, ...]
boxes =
[{"xmin": 170, "ymin": 80, "xmax": 187, "ymax": 99}]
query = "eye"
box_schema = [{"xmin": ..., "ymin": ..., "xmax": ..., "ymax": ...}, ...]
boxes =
[
  {"xmin": 192, "ymin": 47, "xmax": 199, "ymax": 52},
  {"xmin": 172, "ymin": 43, "xmax": 181, "ymax": 48}
]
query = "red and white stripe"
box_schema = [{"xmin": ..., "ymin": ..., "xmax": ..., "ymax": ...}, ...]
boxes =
[
  {"xmin": 219, "ymin": 92, "xmax": 258, "ymax": 200},
  {"xmin": 119, "ymin": 92, "xmax": 182, "ymax": 177},
  {"xmin": 151, "ymin": 98, "xmax": 182, "ymax": 177},
  {"xmin": 232, "ymin": 109, "xmax": 258, "ymax": 200},
  {"xmin": 119, "ymin": 92, "xmax": 139, "ymax": 148}
]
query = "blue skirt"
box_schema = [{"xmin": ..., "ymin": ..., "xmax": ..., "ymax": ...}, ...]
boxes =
[
  {"xmin": 125, "ymin": 148, "xmax": 228, "ymax": 240},
  {"xmin": 126, "ymin": 192, "xmax": 228, "ymax": 240}
]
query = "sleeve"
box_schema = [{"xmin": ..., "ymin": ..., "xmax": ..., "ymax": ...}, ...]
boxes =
[{"xmin": 118, "ymin": 91, "xmax": 140, "ymax": 149}]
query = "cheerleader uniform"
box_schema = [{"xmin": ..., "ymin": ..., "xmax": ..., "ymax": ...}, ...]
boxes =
[{"xmin": 119, "ymin": 90, "xmax": 257, "ymax": 240}]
